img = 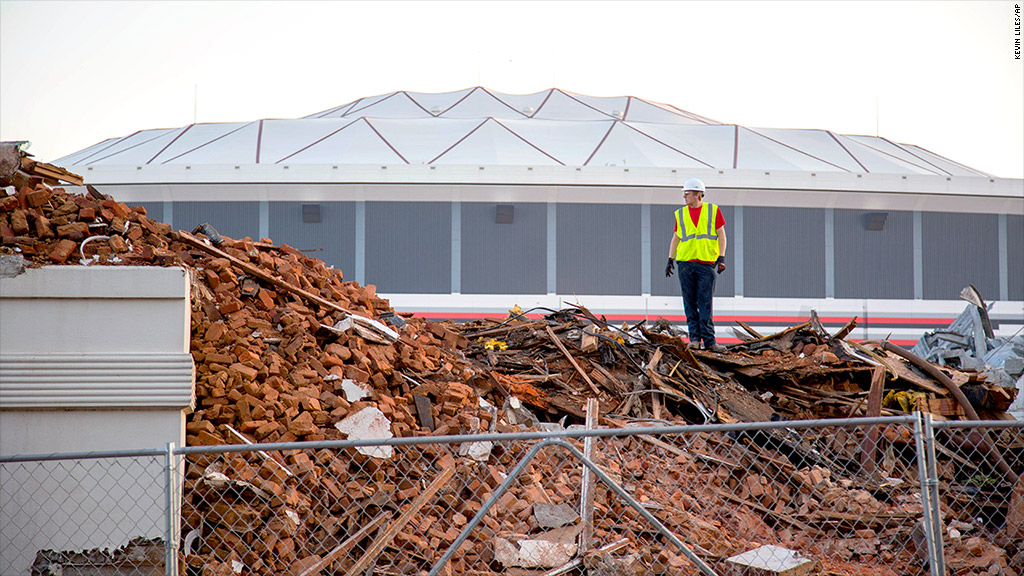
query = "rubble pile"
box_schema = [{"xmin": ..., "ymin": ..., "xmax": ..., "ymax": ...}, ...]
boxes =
[
  {"xmin": 911, "ymin": 287, "xmax": 1024, "ymax": 418},
  {"xmin": 3, "ymin": 152, "xmax": 1022, "ymax": 575}
]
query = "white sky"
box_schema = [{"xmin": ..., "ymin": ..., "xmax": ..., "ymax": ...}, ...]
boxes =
[{"xmin": 1, "ymin": 0, "xmax": 1022, "ymax": 178}]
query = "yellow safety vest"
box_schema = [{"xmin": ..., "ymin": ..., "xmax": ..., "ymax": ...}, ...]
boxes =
[{"xmin": 674, "ymin": 203, "xmax": 720, "ymax": 262}]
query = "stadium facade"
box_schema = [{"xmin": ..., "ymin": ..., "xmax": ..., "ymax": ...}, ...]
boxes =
[{"xmin": 56, "ymin": 88, "xmax": 1024, "ymax": 344}]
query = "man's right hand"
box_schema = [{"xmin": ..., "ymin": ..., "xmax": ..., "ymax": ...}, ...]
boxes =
[{"xmin": 664, "ymin": 258, "xmax": 675, "ymax": 277}]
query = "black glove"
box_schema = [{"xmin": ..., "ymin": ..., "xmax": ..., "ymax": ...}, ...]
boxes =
[
  {"xmin": 715, "ymin": 256, "xmax": 726, "ymax": 275},
  {"xmin": 664, "ymin": 258, "xmax": 675, "ymax": 277}
]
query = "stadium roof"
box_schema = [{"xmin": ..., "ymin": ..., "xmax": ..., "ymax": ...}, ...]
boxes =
[{"xmin": 57, "ymin": 88, "xmax": 990, "ymax": 177}]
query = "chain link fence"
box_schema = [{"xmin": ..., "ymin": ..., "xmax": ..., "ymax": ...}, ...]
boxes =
[
  {"xmin": 2, "ymin": 416, "xmax": 1022, "ymax": 576},
  {"xmin": 0, "ymin": 448, "xmax": 176, "ymax": 576}
]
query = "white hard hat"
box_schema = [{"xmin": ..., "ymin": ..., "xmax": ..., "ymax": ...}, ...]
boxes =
[{"xmin": 683, "ymin": 178, "xmax": 706, "ymax": 194}]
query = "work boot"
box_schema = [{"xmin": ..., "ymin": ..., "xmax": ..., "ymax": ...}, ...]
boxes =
[
  {"xmin": 706, "ymin": 343, "xmax": 728, "ymax": 354},
  {"xmin": 687, "ymin": 341, "xmax": 702, "ymax": 350}
]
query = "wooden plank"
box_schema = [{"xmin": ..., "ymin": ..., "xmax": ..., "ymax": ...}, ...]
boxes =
[
  {"xmin": 296, "ymin": 512, "xmax": 390, "ymax": 576},
  {"xmin": 344, "ymin": 464, "xmax": 457, "ymax": 576},
  {"xmin": 545, "ymin": 325, "xmax": 601, "ymax": 396},
  {"xmin": 859, "ymin": 365, "xmax": 886, "ymax": 474},
  {"xmin": 735, "ymin": 320, "xmax": 764, "ymax": 339},
  {"xmin": 646, "ymin": 348, "xmax": 664, "ymax": 420}
]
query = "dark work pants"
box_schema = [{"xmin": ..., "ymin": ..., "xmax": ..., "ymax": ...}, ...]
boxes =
[{"xmin": 678, "ymin": 261, "xmax": 717, "ymax": 346}]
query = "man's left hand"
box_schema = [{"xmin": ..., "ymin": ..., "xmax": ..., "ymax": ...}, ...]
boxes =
[{"xmin": 715, "ymin": 256, "xmax": 726, "ymax": 275}]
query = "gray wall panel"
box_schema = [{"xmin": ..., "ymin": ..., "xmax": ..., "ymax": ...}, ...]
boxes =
[
  {"xmin": 922, "ymin": 213, "xmax": 999, "ymax": 300},
  {"xmin": 557, "ymin": 204, "xmax": 641, "ymax": 295},
  {"xmin": 1008, "ymin": 214, "xmax": 1023, "ymax": 301},
  {"xmin": 365, "ymin": 202, "xmax": 450, "ymax": 293},
  {"xmin": 461, "ymin": 203, "xmax": 546, "ymax": 294},
  {"xmin": 834, "ymin": 210, "xmax": 914, "ymax": 299},
  {"xmin": 651, "ymin": 204, "xmax": 734, "ymax": 297},
  {"xmin": 744, "ymin": 207, "xmax": 826, "ymax": 298},
  {"xmin": 268, "ymin": 202, "xmax": 356, "ymax": 280},
  {"xmin": 172, "ymin": 201, "xmax": 259, "ymax": 241}
]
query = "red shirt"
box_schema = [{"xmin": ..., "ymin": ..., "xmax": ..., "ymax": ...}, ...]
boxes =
[{"xmin": 674, "ymin": 204, "xmax": 726, "ymax": 264}]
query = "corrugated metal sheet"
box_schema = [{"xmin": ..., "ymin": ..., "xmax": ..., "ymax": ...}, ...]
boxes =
[
  {"xmin": 834, "ymin": 209, "xmax": 914, "ymax": 299},
  {"xmin": 365, "ymin": 202, "xmax": 451, "ymax": 293},
  {"xmin": 461, "ymin": 203, "xmax": 547, "ymax": 294},
  {"xmin": 172, "ymin": 201, "xmax": 259, "ymax": 242},
  {"xmin": 922, "ymin": 213, "xmax": 999, "ymax": 300},
  {"xmin": 269, "ymin": 202, "xmax": 356, "ymax": 280},
  {"xmin": 557, "ymin": 204, "xmax": 640, "ymax": 295},
  {"xmin": 744, "ymin": 207, "xmax": 826, "ymax": 298},
  {"xmin": 650, "ymin": 204, "xmax": 734, "ymax": 297},
  {"xmin": 1010, "ymin": 215, "xmax": 1024, "ymax": 301}
]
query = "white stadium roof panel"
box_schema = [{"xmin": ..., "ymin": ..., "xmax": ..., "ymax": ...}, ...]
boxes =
[
  {"xmin": 620, "ymin": 97, "xmax": 715, "ymax": 125},
  {"xmin": 437, "ymin": 87, "xmax": 527, "ymax": 119},
  {"xmin": 486, "ymin": 89, "xmax": 554, "ymax": 119},
  {"xmin": 493, "ymin": 118, "xmax": 615, "ymax": 165},
  {"xmin": 586, "ymin": 122, "xmax": 713, "ymax": 168},
  {"xmin": 155, "ymin": 122, "xmax": 260, "ymax": 165},
  {"xmin": 430, "ymin": 119, "xmax": 562, "ymax": 166},
  {"xmin": 562, "ymin": 91, "xmax": 630, "ymax": 120},
  {"xmin": 306, "ymin": 92, "xmax": 395, "ymax": 119},
  {"xmin": 843, "ymin": 135, "xmax": 975, "ymax": 177},
  {"xmin": 629, "ymin": 124, "xmax": 737, "ymax": 169},
  {"xmin": 753, "ymin": 128, "xmax": 862, "ymax": 172},
  {"xmin": 304, "ymin": 97, "xmax": 360, "ymax": 119},
  {"xmin": 736, "ymin": 128, "xmax": 848, "ymax": 172},
  {"xmin": 835, "ymin": 135, "xmax": 942, "ymax": 175},
  {"xmin": 53, "ymin": 87, "xmax": 995, "ymax": 179},
  {"xmin": 402, "ymin": 88, "xmax": 477, "ymax": 117},
  {"xmin": 69, "ymin": 129, "xmax": 179, "ymax": 166},
  {"xmin": 257, "ymin": 118, "xmax": 359, "ymax": 163},
  {"xmin": 343, "ymin": 92, "xmax": 433, "ymax": 119},
  {"xmin": 366, "ymin": 117, "xmax": 485, "ymax": 164},
  {"xmin": 901, "ymin": 144, "xmax": 991, "ymax": 177},
  {"xmin": 531, "ymin": 90, "xmax": 616, "ymax": 121},
  {"xmin": 271, "ymin": 119, "xmax": 406, "ymax": 165}
]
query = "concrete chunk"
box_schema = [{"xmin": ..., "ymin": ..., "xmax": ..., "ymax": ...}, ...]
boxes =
[
  {"xmin": 724, "ymin": 545, "xmax": 817, "ymax": 576},
  {"xmin": 533, "ymin": 502, "xmax": 579, "ymax": 529},
  {"xmin": 334, "ymin": 406, "xmax": 393, "ymax": 459}
]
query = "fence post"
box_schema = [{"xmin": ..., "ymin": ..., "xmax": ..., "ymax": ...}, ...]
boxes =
[
  {"xmin": 579, "ymin": 398, "xmax": 598, "ymax": 553},
  {"xmin": 921, "ymin": 413, "xmax": 945, "ymax": 576},
  {"xmin": 914, "ymin": 413, "xmax": 937, "ymax": 574},
  {"xmin": 165, "ymin": 442, "xmax": 179, "ymax": 576},
  {"xmin": 914, "ymin": 412, "xmax": 944, "ymax": 576}
]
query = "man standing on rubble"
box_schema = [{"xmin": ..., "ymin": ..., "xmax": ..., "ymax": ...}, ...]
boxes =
[{"xmin": 665, "ymin": 178, "xmax": 728, "ymax": 353}]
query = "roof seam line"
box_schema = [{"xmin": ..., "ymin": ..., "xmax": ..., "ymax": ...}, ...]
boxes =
[
  {"xmin": 363, "ymin": 118, "xmax": 409, "ymax": 164},
  {"xmin": 147, "ymin": 125, "xmax": 193, "ymax": 166},
  {"xmin": 492, "ymin": 119, "xmax": 565, "ymax": 166},
  {"xmin": 744, "ymin": 127, "xmax": 851, "ymax": 172},
  {"xmin": 583, "ymin": 122, "xmax": 618, "ymax": 166},
  {"xmin": 828, "ymin": 131, "xmax": 870, "ymax": 173},
  {"xmin": 78, "ymin": 130, "xmax": 144, "ymax": 164},
  {"xmin": 161, "ymin": 122, "xmax": 256, "ymax": 165},
  {"xmin": 275, "ymin": 119, "xmax": 361, "ymax": 164},
  {"xmin": 622, "ymin": 122, "xmax": 715, "ymax": 169},
  {"xmin": 428, "ymin": 119, "xmax": 490, "ymax": 164}
]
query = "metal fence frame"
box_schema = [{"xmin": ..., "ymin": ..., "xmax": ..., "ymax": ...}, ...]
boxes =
[{"xmin": 3, "ymin": 415, "xmax": 1021, "ymax": 576}]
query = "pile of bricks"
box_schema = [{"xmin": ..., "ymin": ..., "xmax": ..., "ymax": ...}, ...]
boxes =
[{"xmin": 3, "ymin": 157, "xmax": 1021, "ymax": 575}]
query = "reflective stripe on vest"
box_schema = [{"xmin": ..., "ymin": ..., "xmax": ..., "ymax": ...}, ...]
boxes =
[{"xmin": 674, "ymin": 203, "xmax": 720, "ymax": 262}]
